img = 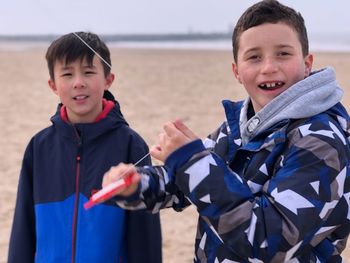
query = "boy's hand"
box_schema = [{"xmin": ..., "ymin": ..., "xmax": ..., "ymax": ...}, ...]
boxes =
[
  {"xmin": 151, "ymin": 119, "xmax": 198, "ymax": 162},
  {"xmin": 102, "ymin": 163, "xmax": 141, "ymax": 197}
]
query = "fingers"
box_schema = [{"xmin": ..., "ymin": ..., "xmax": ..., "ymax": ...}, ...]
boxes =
[
  {"xmin": 162, "ymin": 119, "xmax": 198, "ymax": 141},
  {"xmin": 102, "ymin": 163, "xmax": 136, "ymax": 188},
  {"xmin": 163, "ymin": 121, "xmax": 188, "ymax": 144},
  {"xmin": 121, "ymin": 172, "xmax": 141, "ymax": 196},
  {"xmin": 162, "ymin": 121, "xmax": 178, "ymax": 137},
  {"xmin": 173, "ymin": 118, "xmax": 198, "ymax": 140},
  {"xmin": 150, "ymin": 145, "xmax": 163, "ymax": 161},
  {"xmin": 150, "ymin": 119, "xmax": 197, "ymax": 162},
  {"xmin": 102, "ymin": 163, "xmax": 141, "ymax": 197}
]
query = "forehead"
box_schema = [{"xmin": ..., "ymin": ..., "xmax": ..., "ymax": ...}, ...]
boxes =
[{"xmin": 239, "ymin": 23, "xmax": 301, "ymax": 52}]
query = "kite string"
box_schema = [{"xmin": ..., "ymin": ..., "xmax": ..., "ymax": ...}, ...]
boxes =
[
  {"xmin": 72, "ymin": 32, "xmax": 151, "ymax": 169},
  {"xmin": 72, "ymin": 32, "xmax": 112, "ymax": 69}
]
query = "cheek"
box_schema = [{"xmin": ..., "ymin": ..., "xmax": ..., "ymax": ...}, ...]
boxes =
[
  {"xmin": 237, "ymin": 67, "xmax": 254, "ymax": 85},
  {"xmin": 290, "ymin": 65, "xmax": 308, "ymax": 83},
  {"xmin": 285, "ymin": 60, "xmax": 308, "ymax": 79},
  {"xmin": 55, "ymin": 83, "xmax": 71, "ymax": 98}
]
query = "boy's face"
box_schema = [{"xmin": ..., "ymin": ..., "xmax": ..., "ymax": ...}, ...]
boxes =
[
  {"xmin": 48, "ymin": 56, "xmax": 114, "ymax": 124},
  {"xmin": 232, "ymin": 22, "xmax": 313, "ymax": 113}
]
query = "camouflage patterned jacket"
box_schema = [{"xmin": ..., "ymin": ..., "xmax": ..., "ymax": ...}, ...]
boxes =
[{"xmin": 118, "ymin": 68, "xmax": 350, "ymax": 262}]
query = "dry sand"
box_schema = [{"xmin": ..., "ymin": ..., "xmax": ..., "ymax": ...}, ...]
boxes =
[{"xmin": 1, "ymin": 45, "xmax": 350, "ymax": 262}]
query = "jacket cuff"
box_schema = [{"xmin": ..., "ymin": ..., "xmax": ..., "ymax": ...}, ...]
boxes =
[{"xmin": 165, "ymin": 139, "xmax": 206, "ymax": 174}]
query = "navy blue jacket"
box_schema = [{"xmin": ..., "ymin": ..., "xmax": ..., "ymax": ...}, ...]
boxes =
[
  {"xmin": 119, "ymin": 102, "xmax": 350, "ymax": 262},
  {"xmin": 8, "ymin": 92, "xmax": 162, "ymax": 263}
]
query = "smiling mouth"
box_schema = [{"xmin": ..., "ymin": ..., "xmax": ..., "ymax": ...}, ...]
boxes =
[
  {"xmin": 73, "ymin": 95, "xmax": 89, "ymax": 100},
  {"xmin": 258, "ymin": 82, "xmax": 285, "ymax": 90}
]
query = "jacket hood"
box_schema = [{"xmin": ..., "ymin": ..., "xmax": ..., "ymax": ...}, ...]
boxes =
[{"xmin": 238, "ymin": 67, "xmax": 343, "ymax": 145}]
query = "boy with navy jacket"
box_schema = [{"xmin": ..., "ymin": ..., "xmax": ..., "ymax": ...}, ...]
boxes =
[
  {"xmin": 8, "ymin": 32, "xmax": 162, "ymax": 263},
  {"xmin": 102, "ymin": 1, "xmax": 350, "ymax": 262}
]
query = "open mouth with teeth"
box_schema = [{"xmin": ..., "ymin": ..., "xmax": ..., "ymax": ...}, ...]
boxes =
[
  {"xmin": 258, "ymin": 82, "xmax": 285, "ymax": 90},
  {"xmin": 73, "ymin": 95, "xmax": 89, "ymax": 100}
]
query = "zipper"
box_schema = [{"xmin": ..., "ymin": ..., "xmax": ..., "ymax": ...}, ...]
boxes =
[{"xmin": 71, "ymin": 129, "xmax": 82, "ymax": 263}]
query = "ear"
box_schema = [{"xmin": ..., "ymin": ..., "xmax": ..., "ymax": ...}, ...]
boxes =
[
  {"xmin": 304, "ymin": 54, "xmax": 314, "ymax": 77},
  {"xmin": 105, "ymin": 73, "xmax": 115, "ymax": 90},
  {"xmin": 48, "ymin": 79, "xmax": 59, "ymax": 95},
  {"xmin": 232, "ymin": 63, "xmax": 242, "ymax": 84}
]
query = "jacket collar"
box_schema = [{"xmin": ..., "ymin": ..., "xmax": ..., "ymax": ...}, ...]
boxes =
[
  {"xmin": 60, "ymin": 99, "xmax": 115, "ymax": 123},
  {"xmin": 51, "ymin": 99, "xmax": 128, "ymax": 143}
]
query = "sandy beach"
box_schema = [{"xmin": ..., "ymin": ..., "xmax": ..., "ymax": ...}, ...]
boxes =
[{"xmin": 1, "ymin": 45, "xmax": 350, "ymax": 262}]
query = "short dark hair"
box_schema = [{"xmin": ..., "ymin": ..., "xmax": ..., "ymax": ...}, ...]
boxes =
[
  {"xmin": 45, "ymin": 32, "xmax": 111, "ymax": 80},
  {"xmin": 232, "ymin": 0, "xmax": 309, "ymax": 63}
]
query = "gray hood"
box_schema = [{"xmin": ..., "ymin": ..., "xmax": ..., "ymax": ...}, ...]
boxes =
[{"xmin": 240, "ymin": 67, "xmax": 343, "ymax": 145}]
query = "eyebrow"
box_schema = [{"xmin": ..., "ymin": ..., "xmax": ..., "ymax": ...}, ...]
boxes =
[
  {"xmin": 59, "ymin": 63, "xmax": 96, "ymax": 71},
  {"xmin": 59, "ymin": 65, "xmax": 73, "ymax": 71},
  {"xmin": 243, "ymin": 44, "xmax": 295, "ymax": 54},
  {"xmin": 275, "ymin": 44, "xmax": 294, "ymax": 49},
  {"xmin": 243, "ymin": 47, "xmax": 260, "ymax": 54}
]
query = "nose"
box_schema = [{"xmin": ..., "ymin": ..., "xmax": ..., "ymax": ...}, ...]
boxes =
[
  {"xmin": 73, "ymin": 75, "xmax": 86, "ymax": 89},
  {"xmin": 261, "ymin": 57, "xmax": 278, "ymax": 74}
]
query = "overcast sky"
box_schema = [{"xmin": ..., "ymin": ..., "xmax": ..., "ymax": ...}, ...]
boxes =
[{"xmin": 0, "ymin": 0, "xmax": 349, "ymax": 38}]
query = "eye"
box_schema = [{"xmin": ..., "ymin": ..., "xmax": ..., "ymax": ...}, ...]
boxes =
[
  {"xmin": 277, "ymin": 51, "xmax": 290, "ymax": 57},
  {"xmin": 61, "ymin": 72, "xmax": 72, "ymax": 77},
  {"xmin": 85, "ymin": 70, "xmax": 96, "ymax": 75},
  {"xmin": 247, "ymin": 55, "xmax": 260, "ymax": 61}
]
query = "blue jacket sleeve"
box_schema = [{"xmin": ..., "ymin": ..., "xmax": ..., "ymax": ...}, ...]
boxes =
[{"xmin": 8, "ymin": 139, "xmax": 36, "ymax": 263}]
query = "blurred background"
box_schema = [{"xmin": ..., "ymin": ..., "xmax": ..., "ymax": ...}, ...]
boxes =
[{"xmin": 0, "ymin": 0, "xmax": 349, "ymax": 52}]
